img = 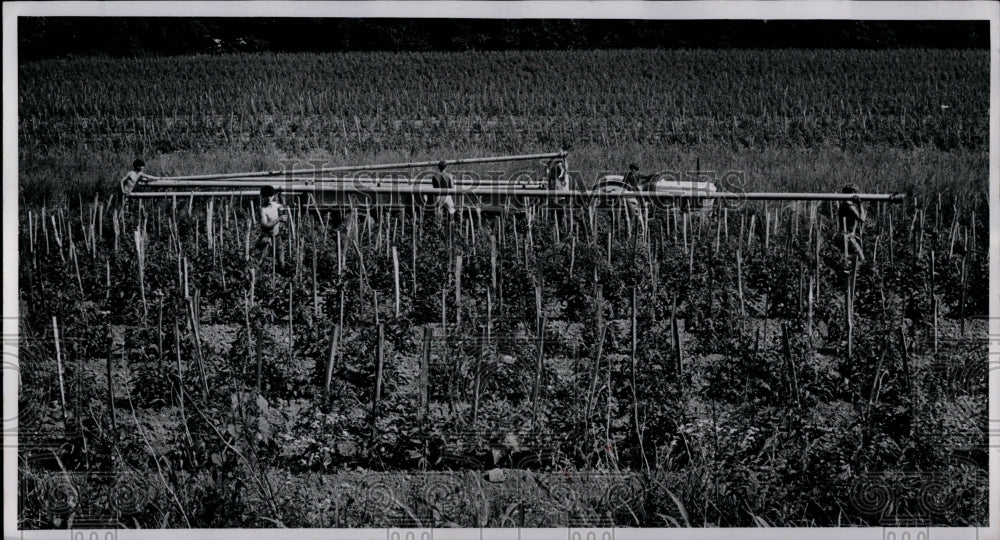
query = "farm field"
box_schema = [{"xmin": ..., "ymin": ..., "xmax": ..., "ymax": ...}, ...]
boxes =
[{"xmin": 16, "ymin": 48, "xmax": 990, "ymax": 528}]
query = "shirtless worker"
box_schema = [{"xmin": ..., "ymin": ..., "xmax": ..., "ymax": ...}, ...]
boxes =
[
  {"xmin": 254, "ymin": 185, "xmax": 288, "ymax": 266},
  {"xmin": 120, "ymin": 159, "xmax": 156, "ymax": 195}
]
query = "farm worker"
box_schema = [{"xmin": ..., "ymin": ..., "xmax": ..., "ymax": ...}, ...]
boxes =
[
  {"xmin": 431, "ymin": 160, "xmax": 457, "ymax": 216},
  {"xmin": 546, "ymin": 156, "xmax": 569, "ymax": 190},
  {"xmin": 623, "ymin": 163, "xmax": 645, "ymax": 190},
  {"xmin": 546, "ymin": 156, "xmax": 571, "ymax": 209},
  {"xmin": 254, "ymin": 185, "xmax": 288, "ymax": 266},
  {"xmin": 837, "ymin": 183, "xmax": 867, "ymax": 263},
  {"xmin": 120, "ymin": 159, "xmax": 155, "ymax": 195},
  {"xmin": 621, "ymin": 163, "xmax": 646, "ymax": 220}
]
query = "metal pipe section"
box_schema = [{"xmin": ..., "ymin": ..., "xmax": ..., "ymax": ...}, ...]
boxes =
[
  {"xmin": 144, "ymin": 179, "xmax": 546, "ymax": 188},
  {"xmin": 144, "ymin": 151, "xmax": 567, "ymax": 182},
  {"xmin": 131, "ymin": 187, "xmax": 904, "ymax": 202},
  {"xmin": 718, "ymin": 192, "xmax": 904, "ymax": 202},
  {"xmin": 128, "ymin": 191, "xmax": 260, "ymax": 198}
]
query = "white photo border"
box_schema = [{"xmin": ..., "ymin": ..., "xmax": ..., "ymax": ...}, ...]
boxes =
[{"xmin": 3, "ymin": 2, "xmax": 998, "ymax": 540}]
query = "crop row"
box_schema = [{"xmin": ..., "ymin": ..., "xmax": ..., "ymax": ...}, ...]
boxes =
[
  {"xmin": 18, "ymin": 195, "xmax": 988, "ymax": 526},
  {"xmin": 20, "ymin": 49, "xmax": 989, "ymax": 153}
]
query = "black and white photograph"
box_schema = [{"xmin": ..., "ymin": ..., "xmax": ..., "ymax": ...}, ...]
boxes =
[{"xmin": 4, "ymin": 2, "xmax": 998, "ymax": 538}]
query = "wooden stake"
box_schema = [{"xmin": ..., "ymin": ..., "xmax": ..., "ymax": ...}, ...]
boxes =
[
  {"xmin": 630, "ymin": 287, "xmax": 648, "ymax": 470},
  {"xmin": 814, "ymin": 222, "xmax": 822, "ymax": 306},
  {"xmin": 764, "ymin": 209, "xmax": 770, "ymax": 250},
  {"xmin": 106, "ymin": 326, "xmax": 117, "ymax": 435},
  {"xmin": 324, "ymin": 324, "xmax": 341, "ymax": 401},
  {"xmin": 490, "ymin": 234, "xmax": 498, "ymax": 290},
  {"xmin": 312, "ymin": 225, "xmax": 319, "ymax": 317},
  {"xmin": 896, "ymin": 327, "xmax": 913, "ymax": 414},
  {"xmin": 412, "ymin": 220, "xmax": 418, "ymax": 297},
  {"xmin": 595, "ymin": 284, "xmax": 604, "ymax": 333},
  {"xmin": 255, "ymin": 325, "xmax": 264, "ymax": 394},
  {"xmin": 454, "ymin": 255, "xmax": 463, "ymax": 325},
  {"xmin": 530, "ymin": 316, "xmax": 547, "ymax": 430},
  {"xmin": 52, "ymin": 215, "xmax": 65, "ymax": 261},
  {"xmin": 174, "ymin": 318, "xmax": 192, "ymax": 438},
  {"xmin": 931, "ymin": 250, "xmax": 938, "ymax": 353},
  {"xmin": 472, "ymin": 326, "xmax": 483, "ymax": 424},
  {"xmin": 671, "ymin": 296, "xmax": 683, "ymax": 374},
  {"xmin": 682, "ymin": 213, "xmax": 689, "ymax": 253},
  {"xmin": 585, "ymin": 324, "xmax": 607, "ymax": 437},
  {"xmin": 52, "ymin": 316, "xmax": 68, "ymax": 423},
  {"xmin": 607, "ymin": 231, "xmax": 612, "ymax": 266},
  {"xmin": 71, "ymin": 243, "xmax": 85, "ymax": 297},
  {"xmin": 846, "ymin": 258, "xmax": 856, "ymax": 358},
  {"xmin": 960, "ymin": 248, "xmax": 968, "ymax": 336},
  {"xmin": 392, "ymin": 246, "xmax": 401, "ymax": 317},
  {"xmin": 42, "ymin": 207, "xmax": 50, "ymax": 254},
  {"xmin": 370, "ymin": 324, "xmax": 385, "ymax": 436},
  {"xmin": 187, "ymin": 293, "xmax": 210, "ymax": 397},
  {"xmin": 714, "ymin": 219, "xmax": 721, "ymax": 255},
  {"xmin": 689, "ymin": 229, "xmax": 695, "ymax": 275},
  {"xmin": 243, "ymin": 291, "xmax": 256, "ymax": 389},
  {"xmin": 535, "ymin": 284, "xmax": 543, "ymax": 333},
  {"xmin": 441, "ymin": 287, "xmax": 447, "ymax": 331},
  {"xmin": 971, "ymin": 211, "xmax": 976, "ymax": 254},
  {"xmin": 157, "ymin": 296, "xmax": 164, "ymax": 370},
  {"xmin": 134, "ymin": 226, "xmax": 148, "ymax": 319},
  {"xmin": 736, "ymin": 248, "xmax": 746, "ymax": 317},
  {"xmin": 784, "ymin": 323, "xmax": 802, "ymax": 405},
  {"xmin": 419, "ymin": 327, "xmax": 431, "ymax": 425}
]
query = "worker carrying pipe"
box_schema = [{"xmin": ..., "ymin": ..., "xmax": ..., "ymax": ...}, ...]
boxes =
[{"xmin": 120, "ymin": 159, "xmax": 157, "ymax": 195}]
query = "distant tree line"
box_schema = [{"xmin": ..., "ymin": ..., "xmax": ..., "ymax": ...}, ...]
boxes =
[{"xmin": 19, "ymin": 18, "xmax": 989, "ymax": 61}]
